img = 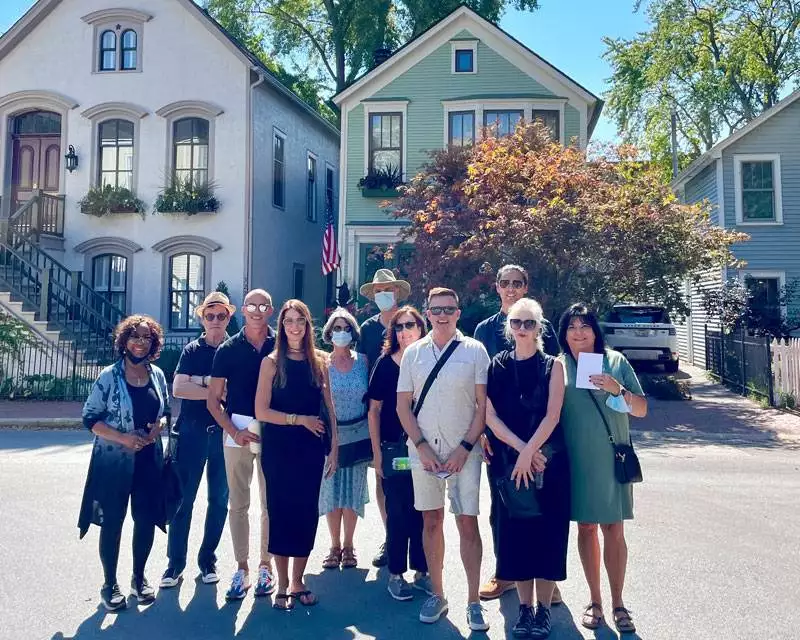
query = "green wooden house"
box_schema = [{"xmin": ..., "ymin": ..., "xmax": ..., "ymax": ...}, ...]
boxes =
[{"xmin": 332, "ymin": 5, "xmax": 603, "ymax": 298}]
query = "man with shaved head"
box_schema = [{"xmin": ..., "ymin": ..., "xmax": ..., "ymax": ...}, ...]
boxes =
[{"xmin": 208, "ymin": 288, "xmax": 276, "ymax": 601}]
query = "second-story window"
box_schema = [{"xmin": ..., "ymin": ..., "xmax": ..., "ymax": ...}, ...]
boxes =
[
  {"xmin": 273, "ymin": 131, "xmax": 285, "ymax": 209},
  {"xmin": 174, "ymin": 118, "xmax": 209, "ymax": 186},
  {"xmin": 369, "ymin": 113, "xmax": 402, "ymax": 174},
  {"xmin": 307, "ymin": 155, "xmax": 317, "ymax": 222},
  {"xmin": 98, "ymin": 119, "xmax": 134, "ymax": 189},
  {"xmin": 326, "ymin": 166, "xmax": 335, "ymax": 213},
  {"xmin": 99, "ymin": 30, "xmax": 116, "ymax": 71}
]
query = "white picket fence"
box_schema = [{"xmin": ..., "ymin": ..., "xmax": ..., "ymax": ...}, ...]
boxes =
[{"xmin": 771, "ymin": 338, "xmax": 800, "ymax": 405}]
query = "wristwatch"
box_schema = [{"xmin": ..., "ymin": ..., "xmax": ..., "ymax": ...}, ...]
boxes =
[
  {"xmin": 460, "ymin": 439, "xmax": 474, "ymax": 452},
  {"xmin": 413, "ymin": 436, "xmax": 427, "ymax": 447}
]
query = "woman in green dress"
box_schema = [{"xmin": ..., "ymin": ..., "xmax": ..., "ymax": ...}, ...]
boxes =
[{"xmin": 557, "ymin": 304, "xmax": 647, "ymax": 635}]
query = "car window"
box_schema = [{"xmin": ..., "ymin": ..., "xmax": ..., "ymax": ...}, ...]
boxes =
[{"xmin": 607, "ymin": 308, "xmax": 670, "ymax": 324}]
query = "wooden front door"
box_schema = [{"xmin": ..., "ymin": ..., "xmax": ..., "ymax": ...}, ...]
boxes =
[{"xmin": 10, "ymin": 111, "xmax": 62, "ymax": 211}]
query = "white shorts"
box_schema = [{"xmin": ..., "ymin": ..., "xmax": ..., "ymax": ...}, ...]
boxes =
[{"xmin": 411, "ymin": 451, "xmax": 482, "ymax": 516}]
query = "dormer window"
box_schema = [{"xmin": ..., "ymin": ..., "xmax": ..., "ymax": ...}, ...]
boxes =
[
  {"xmin": 82, "ymin": 8, "xmax": 152, "ymax": 73},
  {"xmin": 451, "ymin": 40, "xmax": 478, "ymax": 74}
]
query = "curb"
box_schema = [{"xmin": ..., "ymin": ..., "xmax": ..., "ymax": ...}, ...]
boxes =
[{"xmin": 0, "ymin": 418, "xmax": 82, "ymax": 429}]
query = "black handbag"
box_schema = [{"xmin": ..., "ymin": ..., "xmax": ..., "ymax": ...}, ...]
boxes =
[
  {"xmin": 337, "ymin": 413, "xmax": 373, "ymax": 467},
  {"xmin": 380, "ymin": 439, "xmax": 408, "ymax": 478},
  {"xmin": 496, "ymin": 473, "xmax": 542, "ymax": 518},
  {"xmin": 162, "ymin": 417, "xmax": 183, "ymax": 523},
  {"xmin": 586, "ymin": 391, "xmax": 643, "ymax": 484}
]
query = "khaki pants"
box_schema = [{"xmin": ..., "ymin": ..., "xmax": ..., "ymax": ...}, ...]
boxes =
[{"xmin": 223, "ymin": 445, "xmax": 271, "ymax": 564}]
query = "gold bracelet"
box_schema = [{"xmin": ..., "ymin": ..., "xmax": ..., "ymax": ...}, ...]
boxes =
[{"xmin": 286, "ymin": 413, "xmax": 297, "ymax": 426}]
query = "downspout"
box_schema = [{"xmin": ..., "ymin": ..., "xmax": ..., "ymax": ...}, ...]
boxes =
[{"xmin": 244, "ymin": 68, "xmax": 266, "ymax": 292}]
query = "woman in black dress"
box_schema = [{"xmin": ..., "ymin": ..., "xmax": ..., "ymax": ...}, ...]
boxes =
[
  {"xmin": 485, "ymin": 298, "xmax": 569, "ymax": 639},
  {"xmin": 79, "ymin": 315, "xmax": 170, "ymax": 611},
  {"xmin": 367, "ymin": 305, "xmax": 431, "ymax": 601},
  {"xmin": 255, "ymin": 299, "xmax": 337, "ymax": 609}
]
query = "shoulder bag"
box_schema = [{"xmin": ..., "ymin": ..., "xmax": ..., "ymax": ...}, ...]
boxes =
[
  {"xmin": 162, "ymin": 415, "xmax": 183, "ymax": 523},
  {"xmin": 586, "ymin": 390, "xmax": 643, "ymax": 484}
]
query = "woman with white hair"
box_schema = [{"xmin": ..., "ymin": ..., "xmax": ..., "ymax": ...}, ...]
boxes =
[
  {"xmin": 485, "ymin": 298, "xmax": 570, "ymax": 639},
  {"xmin": 319, "ymin": 307, "xmax": 371, "ymax": 570}
]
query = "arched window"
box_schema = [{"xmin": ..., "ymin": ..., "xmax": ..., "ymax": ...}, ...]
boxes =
[
  {"xmin": 173, "ymin": 118, "xmax": 209, "ymax": 186},
  {"xmin": 169, "ymin": 253, "xmax": 205, "ymax": 330},
  {"xmin": 98, "ymin": 119, "xmax": 134, "ymax": 188},
  {"xmin": 99, "ymin": 30, "xmax": 117, "ymax": 71},
  {"xmin": 121, "ymin": 30, "xmax": 138, "ymax": 70},
  {"xmin": 92, "ymin": 254, "xmax": 128, "ymax": 311}
]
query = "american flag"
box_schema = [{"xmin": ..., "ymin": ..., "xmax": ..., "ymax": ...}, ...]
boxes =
[{"xmin": 321, "ymin": 197, "xmax": 340, "ymax": 275}]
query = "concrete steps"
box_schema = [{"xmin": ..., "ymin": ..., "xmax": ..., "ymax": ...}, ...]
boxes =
[{"xmin": 0, "ymin": 290, "xmax": 62, "ymax": 344}]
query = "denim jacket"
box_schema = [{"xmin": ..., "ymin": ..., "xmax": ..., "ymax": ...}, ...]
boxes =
[{"xmin": 78, "ymin": 359, "xmax": 170, "ymax": 538}]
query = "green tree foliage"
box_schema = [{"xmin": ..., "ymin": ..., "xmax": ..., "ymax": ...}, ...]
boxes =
[
  {"xmin": 604, "ymin": 0, "xmax": 800, "ymax": 179},
  {"xmin": 205, "ymin": 0, "xmax": 538, "ymax": 101},
  {"xmin": 390, "ymin": 122, "xmax": 748, "ymax": 320}
]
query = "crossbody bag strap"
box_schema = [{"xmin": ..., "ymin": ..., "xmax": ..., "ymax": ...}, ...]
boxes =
[
  {"xmin": 586, "ymin": 389, "xmax": 617, "ymax": 446},
  {"xmin": 413, "ymin": 339, "xmax": 461, "ymax": 417}
]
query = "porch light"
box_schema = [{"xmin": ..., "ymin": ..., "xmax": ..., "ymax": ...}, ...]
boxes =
[{"xmin": 65, "ymin": 145, "xmax": 79, "ymax": 173}]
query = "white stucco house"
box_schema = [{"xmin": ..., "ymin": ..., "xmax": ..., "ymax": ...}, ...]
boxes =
[{"xmin": 0, "ymin": 0, "xmax": 339, "ymax": 344}]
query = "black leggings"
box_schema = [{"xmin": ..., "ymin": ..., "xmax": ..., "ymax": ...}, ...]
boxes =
[{"xmin": 98, "ymin": 449, "xmax": 158, "ymax": 586}]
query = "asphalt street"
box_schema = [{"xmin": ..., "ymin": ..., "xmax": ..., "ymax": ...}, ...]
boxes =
[{"xmin": 1, "ymin": 427, "xmax": 798, "ymax": 640}]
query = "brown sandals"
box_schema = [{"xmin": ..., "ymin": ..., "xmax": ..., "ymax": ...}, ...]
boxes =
[
  {"xmin": 613, "ymin": 606, "xmax": 636, "ymax": 634},
  {"xmin": 581, "ymin": 602, "xmax": 604, "ymax": 630},
  {"xmin": 322, "ymin": 547, "xmax": 342, "ymax": 569},
  {"xmin": 341, "ymin": 547, "xmax": 358, "ymax": 568}
]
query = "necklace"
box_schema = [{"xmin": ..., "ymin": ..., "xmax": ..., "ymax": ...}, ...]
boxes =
[{"xmin": 288, "ymin": 345, "xmax": 303, "ymax": 353}]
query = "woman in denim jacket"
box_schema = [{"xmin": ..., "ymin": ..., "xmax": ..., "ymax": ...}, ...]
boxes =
[{"xmin": 78, "ymin": 315, "xmax": 170, "ymax": 611}]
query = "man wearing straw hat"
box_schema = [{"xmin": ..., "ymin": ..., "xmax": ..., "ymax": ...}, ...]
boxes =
[
  {"xmin": 359, "ymin": 268, "xmax": 412, "ymax": 568},
  {"xmin": 161, "ymin": 291, "xmax": 237, "ymax": 590}
]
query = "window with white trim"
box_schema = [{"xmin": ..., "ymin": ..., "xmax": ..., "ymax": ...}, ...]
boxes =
[
  {"xmin": 98, "ymin": 119, "xmax": 134, "ymax": 188},
  {"xmin": 99, "ymin": 30, "xmax": 116, "ymax": 71},
  {"xmin": 744, "ymin": 274, "xmax": 781, "ymax": 327},
  {"xmin": 173, "ymin": 118, "xmax": 209, "ymax": 186},
  {"xmin": 325, "ymin": 165, "xmax": 335, "ymax": 214},
  {"xmin": 169, "ymin": 252, "xmax": 205, "ymax": 331},
  {"xmin": 532, "ymin": 109, "xmax": 559, "ymax": 142},
  {"xmin": 273, "ymin": 130, "xmax": 286, "ymax": 209},
  {"xmin": 97, "ymin": 27, "xmax": 139, "ymax": 71},
  {"xmin": 307, "ymin": 154, "xmax": 318, "ymax": 222},
  {"xmin": 734, "ymin": 154, "xmax": 783, "ymax": 224},
  {"xmin": 448, "ymin": 111, "xmax": 475, "ymax": 147},
  {"xmin": 92, "ymin": 254, "xmax": 127, "ymax": 311},
  {"xmin": 369, "ymin": 113, "xmax": 403, "ymax": 173},
  {"xmin": 451, "ymin": 40, "xmax": 477, "ymax": 74},
  {"xmin": 484, "ymin": 110, "xmax": 523, "ymax": 138}
]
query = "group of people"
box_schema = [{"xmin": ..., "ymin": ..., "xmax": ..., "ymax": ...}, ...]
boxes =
[{"xmin": 79, "ymin": 263, "xmax": 647, "ymax": 638}]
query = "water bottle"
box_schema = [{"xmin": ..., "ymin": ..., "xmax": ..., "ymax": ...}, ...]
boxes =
[
  {"xmin": 391, "ymin": 456, "xmax": 420, "ymax": 471},
  {"xmin": 247, "ymin": 419, "xmax": 261, "ymax": 454}
]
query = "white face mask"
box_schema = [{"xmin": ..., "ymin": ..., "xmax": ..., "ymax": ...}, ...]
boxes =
[
  {"xmin": 331, "ymin": 330, "xmax": 353, "ymax": 347},
  {"xmin": 374, "ymin": 291, "xmax": 396, "ymax": 312}
]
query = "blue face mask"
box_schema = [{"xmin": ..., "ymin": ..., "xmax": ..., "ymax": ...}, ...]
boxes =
[{"xmin": 606, "ymin": 392, "xmax": 631, "ymax": 414}]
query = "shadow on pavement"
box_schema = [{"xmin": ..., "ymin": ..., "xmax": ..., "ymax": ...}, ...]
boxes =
[{"xmin": 0, "ymin": 428, "xmax": 91, "ymax": 452}]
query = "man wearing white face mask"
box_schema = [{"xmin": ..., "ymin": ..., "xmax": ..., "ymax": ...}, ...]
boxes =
[{"xmin": 359, "ymin": 269, "xmax": 412, "ymax": 567}]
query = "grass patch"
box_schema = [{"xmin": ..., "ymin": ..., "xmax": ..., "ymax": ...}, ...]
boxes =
[{"xmin": 640, "ymin": 375, "xmax": 692, "ymax": 401}]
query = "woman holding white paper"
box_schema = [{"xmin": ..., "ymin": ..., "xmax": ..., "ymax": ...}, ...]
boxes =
[{"xmin": 556, "ymin": 303, "xmax": 646, "ymax": 635}]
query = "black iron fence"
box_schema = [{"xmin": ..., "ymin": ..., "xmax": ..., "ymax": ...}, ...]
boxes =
[
  {"xmin": 705, "ymin": 326, "xmax": 774, "ymax": 402},
  {"xmin": 0, "ymin": 333, "xmax": 194, "ymax": 402}
]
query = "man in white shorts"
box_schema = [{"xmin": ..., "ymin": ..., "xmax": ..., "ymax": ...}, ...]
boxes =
[{"xmin": 397, "ymin": 287, "xmax": 491, "ymax": 631}]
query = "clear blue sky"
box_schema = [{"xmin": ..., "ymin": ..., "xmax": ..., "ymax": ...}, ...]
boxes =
[{"xmin": 1, "ymin": 0, "xmax": 647, "ymax": 141}]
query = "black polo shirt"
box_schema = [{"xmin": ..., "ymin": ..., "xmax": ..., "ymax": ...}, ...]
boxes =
[
  {"xmin": 360, "ymin": 313, "xmax": 388, "ymax": 374},
  {"xmin": 211, "ymin": 326, "xmax": 276, "ymax": 418},
  {"xmin": 175, "ymin": 334, "xmax": 218, "ymax": 426}
]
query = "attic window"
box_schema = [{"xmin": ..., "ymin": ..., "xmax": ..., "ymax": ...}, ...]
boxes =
[{"xmin": 451, "ymin": 41, "xmax": 478, "ymax": 74}]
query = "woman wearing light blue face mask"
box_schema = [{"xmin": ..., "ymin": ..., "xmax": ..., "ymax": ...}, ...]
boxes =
[
  {"xmin": 556, "ymin": 304, "xmax": 647, "ymax": 635},
  {"xmin": 319, "ymin": 307, "xmax": 371, "ymax": 571}
]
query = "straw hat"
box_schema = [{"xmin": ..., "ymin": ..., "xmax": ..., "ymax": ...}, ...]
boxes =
[
  {"xmin": 359, "ymin": 268, "xmax": 411, "ymax": 301},
  {"xmin": 196, "ymin": 291, "xmax": 236, "ymax": 317}
]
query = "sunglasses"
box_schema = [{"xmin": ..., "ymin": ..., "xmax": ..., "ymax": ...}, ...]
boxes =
[
  {"xmin": 203, "ymin": 312, "xmax": 229, "ymax": 322},
  {"xmin": 128, "ymin": 335, "xmax": 153, "ymax": 344},
  {"xmin": 509, "ymin": 318, "xmax": 537, "ymax": 330},
  {"xmin": 283, "ymin": 317, "xmax": 307, "ymax": 326},
  {"xmin": 332, "ymin": 326, "xmax": 352, "ymax": 333},
  {"xmin": 245, "ymin": 303, "xmax": 271, "ymax": 313},
  {"xmin": 498, "ymin": 279, "xmax": 525, "ymax": 290},
  {"xmin": 394, "ymin": 321, "xmax": 419, "ymax": 333},
  {"xmin": 429, "ymin": 306, "xmax": 458, "ymax": 316}
]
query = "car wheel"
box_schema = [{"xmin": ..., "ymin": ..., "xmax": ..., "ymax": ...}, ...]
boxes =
[{"xmin": 664, "ymin": 360, "xmax": 679, "ymax": 373}]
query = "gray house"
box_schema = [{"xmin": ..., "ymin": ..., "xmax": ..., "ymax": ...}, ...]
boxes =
[{"xmin": 673, "ymin": 88, "xmax": 800, "ymax": 367}]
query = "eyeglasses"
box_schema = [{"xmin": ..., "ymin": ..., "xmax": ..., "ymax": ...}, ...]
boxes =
[
  {"xmin": 283, "ymin": 317, "xmax": 307, "ymax": 327},
  {"xmin": 128, "ymin": 335, "xmax": 153, "ymax": 344},
  {"xmin": 498, "ymin": 279, "xmax": 525, "ymax": 290},
  {"xmin": 203, "ymin": 312, "xmax": 229, "ymax": 322},
  {"xmin": 245, "ymin": 303, "xmax": 271, "ymax": 313},
  {"xmin": 332, "ymin": 326, "xmax": 352, "ymax": 333},
  {"xmin": 509, "ymin": 318, "xmax": 536, "ymax": 330},
  {"xmin": 394, "ymin": 321, "xmax": 419, "ymax": 333},
  {"xmin": 429, "ymin": 306, "xmax": 458, "ymax": 316}
]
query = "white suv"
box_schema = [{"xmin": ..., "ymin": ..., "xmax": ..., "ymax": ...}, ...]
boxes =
[{"xmin": 601, "ymin": 304, "xmax": 679, "ymax": 373}]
